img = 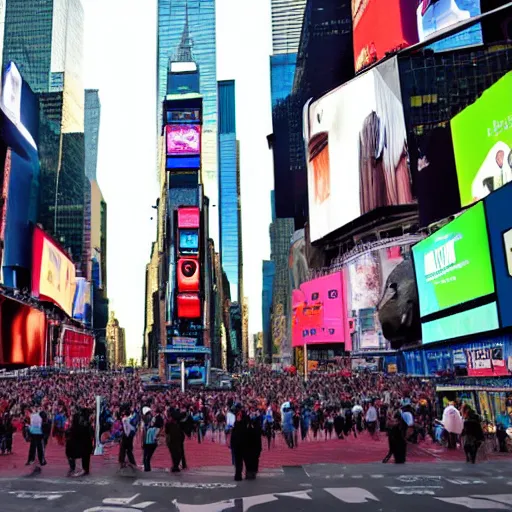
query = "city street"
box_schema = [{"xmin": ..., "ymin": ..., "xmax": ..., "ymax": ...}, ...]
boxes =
[{"xmin": 1, "ymin": 461, "xmax": 512, "ymax": 511}]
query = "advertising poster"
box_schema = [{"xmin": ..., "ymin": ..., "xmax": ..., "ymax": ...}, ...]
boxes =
[
  {"xmin": 352, "ymin": 0, "xmax": 483, "ymax": 72},
  {"xmin": 32, "ymin": 227, "xmax": 76, "ymax": 318},
  {"xmin": 61, "ymin": 328, "xmax": 95, "ymax": 369},
  {"xmin": 451, "ymin": 72, "xmax": 512, "ymax": 207},
  {"xmin": 412, "ymin": 201, "xmax": 494, "ymax": 318},
  {"xmin": 292, "ymin": 272, "xmax": 349, "ymax": 347},
  {"xmin": 306, "ymin": 58, "xmax": 413, "ymax": 242},
  {"xmin": 346, "ymin": 245, "xmax": 412, "ymax": 350},
  {"xmin": 0, "ymin": 297, "xmax": 46, "ymax": 365},
  {"xmin": 166, "ymin": 124, "xmax": 201, "ymax": 156}
]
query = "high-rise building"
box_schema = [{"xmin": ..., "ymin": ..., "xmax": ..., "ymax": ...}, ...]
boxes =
[
  {"xmin": 218, "ymin": 79, "xmax": 241, "ymax": 302},
  {"xmin": 85, "ymin": 89, "xmax": 100, "ymax": 182},
  {"xmin": 106, "ymin": 311, "xmax": 126, "ymax": 369},
  {"xmin": 261, "ymin": 259, "xmax": 275, "ymax": 361},
  {"xmin": 157, "ymin": 0, "xmax": 218, "ymax": 242},
  {"xmin": 3, "ymin": 0, "xmax": 86, "ymax": 269}
]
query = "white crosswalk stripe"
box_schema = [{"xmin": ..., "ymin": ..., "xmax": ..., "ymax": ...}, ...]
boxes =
[
  {"xmin": 435, "ymin": 497, "xmax": 510, "ymax": 510},
  {"xmin": 387, "ymin": 486, "xmax": 443, "ymax": 495},
  {"xmin": 325, "ymin": 487, "xmax": 379, "ymax": 503}
]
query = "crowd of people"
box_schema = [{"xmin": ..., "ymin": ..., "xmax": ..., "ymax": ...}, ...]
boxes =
[{"xmin": 0, "ymin": 367, "xmax": 486, "ymax": 478}]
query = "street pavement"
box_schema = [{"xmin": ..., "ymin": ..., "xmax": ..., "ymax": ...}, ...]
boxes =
[{"xmin": 1, "ymin": 461, "xmax": 512, "ymax": 511}]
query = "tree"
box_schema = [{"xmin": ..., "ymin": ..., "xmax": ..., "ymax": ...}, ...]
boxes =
[{"xmin": 127, "ymin": 358, "xmax": 137, "ymax": 368}]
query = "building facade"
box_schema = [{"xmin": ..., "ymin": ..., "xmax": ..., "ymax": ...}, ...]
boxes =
[
  {"xmin": 218, "ymin": 79, "xmax": 241, "ymax": 302},
  {"xmin": 106, "ymin": 311, "xmax": 126, "ymax": 369},
  {"xmin": 3, "ymin": 0, "xmax": 87, "ymax": 269},
  {"xmin": 84, "ymin": 89, "xmax": 100, "ymax": 182},
  {"xmin": 261, "ymin": 259, "xmax": 275, "ymax": 361},
  {"xmin": 157, "ymin": 0, "xmax": 219, "ymax": 243}
]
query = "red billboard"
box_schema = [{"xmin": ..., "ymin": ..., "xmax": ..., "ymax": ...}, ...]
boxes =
[
  {"xmin": 177, "ymin": 258, "xmax": 200, "ymax": 292},
  {"xmin": 177, "ymin": 293, "xmax": 201, "ymax": 319},
  {"xmin": 178, "ymin": 207, "xmax": 200, "ymax": 228},
  {"xmin": 466, "ymin": 347, "xmax": 509, "ymax": 377},
  {"xmin": 292, "ymin": 272, "xmax": 349, "ymax": 348},
  {"xmin": 32, "ymin": 226, "xmax": 76, "ymax": 317},
  {"xmin": 0, "ymin": 296, "xmax": 47, "ymax": 365},
  {"xmin": 60, "ymin": 327, "xmax": 94, "ymax": 369},
  {"xmin": 166, "ymin": 124, "xmax": 201, "ymax": 156}
]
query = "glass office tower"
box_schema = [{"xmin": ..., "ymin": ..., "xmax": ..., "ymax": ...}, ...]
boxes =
[
  {"xmin": 218, "ymin": 80, "xmax": 240, "ymax": 302},
  {"xmin": 3, "ymin": 0, "xmax": 86, "ymax": 268},
  {"xmin": 158, "ymin": 0, "xmax": 218, "ymax": 242},
  {"xmin": 85, "ymin": 89, "xmax": 100, "ymax": 182}
]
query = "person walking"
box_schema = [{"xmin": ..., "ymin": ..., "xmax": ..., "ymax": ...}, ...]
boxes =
[
  {"xmin": 442, "ymin": 401, "xmax": 463, "ymax": 449},
  {"xmin": 142, "ymin": 407, "xmax": 159, "ymax": 472},
  {"xmin": 231, "ymin": 405, "xmax": 249, "ymax": 481},
  {"xmin": 26, "ymin": 404, "xmax": 46, "ymax": 467},
  {"xmin": 119, "ymin": 406, "xmax": 137, "ymax": 469},
  {"xmin": 66, "ymin": 409, "xmax": 94, "ymax": 476},
  {"xmin": 166, "ymin": 409, "xmax": 184, "ymax": 473},
  {"xmin": 461, "ymin": 404, "xmax": 484, "ymax": 464},
  {"xmin": 245, "ymin": 410, "xmax": 262, "ymax": 480}
]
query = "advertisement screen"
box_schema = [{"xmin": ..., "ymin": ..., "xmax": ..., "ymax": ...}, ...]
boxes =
[
  {"xmin": 166, "ymin": 124, "xmax": 201, "ymax": 156},
  {"xmin": 0, "ymin": 297, "xmax": 46, "ymax": 365},
  {"xmin": 61, "ymin": 328, "xmax": 94, "ymax": 369},
  {"xmin": 451, "ymin": 71, "xmax": 512, "ymax": 208},
  {"xmin": 292, "ymin": 272, "xmax": 348, "ymax": 347},
  {"xmin": 306, "ymin": 58, "xmax": 413, "ymax": 242},
  {"xmin": 465, "ymin": 346, "xmax": 508, "ymax": 377},
  {"xmin": 352, "ymin": 0, "xmax": 483, "ymax": 72},
  {"xmin": 179, "ymin": 229, "xmax": 199, "ymax": 253},
  {"xmin": 31, "ymin": 227, "xmax": 76, "ymax": 317},
  {"xmin": 346, "ymin": 244, "xmax": 417, "ymax": 350},
  {"xmin": 412, "ymin": 201, "xmax": 494, "ymax": 318}
]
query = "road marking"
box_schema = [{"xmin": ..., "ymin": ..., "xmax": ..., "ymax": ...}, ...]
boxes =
[
  {"xmin": 84, "ymin": 508, "xmax": 150, "ymax": 512},
  {"xmin": 242, "ymin": 494, "xmax": 278, "ymax": 511},
  {"xmin": 397, "ymin": 475, "xmax": 443, "ymax": 484},
  {"xmin": 435, "ymin": 497, "xmax": 509, "ymax": 509},
  {"xmin": 387, "ymin": 486, "xmax": 442, "ymax": 496},
  {"xmin": 0, "ymin": 477, "xmax": 111, "ymax": 486},
  {"xmin": 351, "ymin": 475, "xmax": 363, "ymax": 479},
  {"xmin": 371, "ymin": 474, "xmax": 384, "ymax": 479},
  {"xmin": 446, "ymin": 479, "xmax": 487, "ymax": 485},
  {"xmin": 172, "ymin": 499, "xmax": 235, "ymax": 512},
  {"xmin": 101, "ymin": 494, "xmax": 155, "ymax": 509},
  {"xmin": 8, "ymin": 490, "xmax": 76, "ymax": 501},
  {"xmin": 275, "ymin": 490, "xmax": 312, "ymax": 500},
  {"xmin": 472, "ymin": 495, "xmax": 512, "ymax": 506},
  {"xmin": 325, "ymin": 487, "xmax": 379, "ymax": 504},
  {"xmin": 133, "ymin": 480, "xmax": 236, "ymax": 489}
]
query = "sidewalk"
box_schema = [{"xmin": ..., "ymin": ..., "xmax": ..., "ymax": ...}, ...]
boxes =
[{"xmin": 0, "ymin": 432, "xmax": 509, "ymax": 479}]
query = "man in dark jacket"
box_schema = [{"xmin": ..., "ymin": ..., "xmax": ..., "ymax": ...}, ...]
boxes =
[
  {"xmin": 462, "ymin": 404, "xmax": 485, "ymax": 464},
  {"xmin": 245, "ymin": 411, "xmax": 262, "ymax": 479},
  {"xmin": 165, "ymin": 409, "xmax": 184, "ymax": 473},
  {"xmin": 66, "ymin": 409, "xmax": 94, "ymax": 476},
  {"xmin": 230, "ymin": 405, "xmax": 249, "ymax": 481}
]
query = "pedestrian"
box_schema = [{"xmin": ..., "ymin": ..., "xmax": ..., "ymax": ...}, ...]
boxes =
[
  {"xmin": 231, "ymin": 405, "xmax": 249, "ymax": 481},
  {"xmin": 245, "ymin": 410, "xmax": 262, "ymax": 480},
  {"xmin": 66, "ymin": 409, "xmax": 94, "ymax": 477},
  {"xmin": 382, "ymin": 411, "xmax": 407, "ymax": 464},
  {"xmin": 119, "ymin": 405, "xmax": 136, "ymax": 469},
  {"xmin": 165, "ymin": 408, "xmax": 184, "ymax": 473},
  {"xmin": 26, "ymin": 404, "xmax": 47, "ymax": 467},
  {"xmin": 282, "ymin": 406, "xmax": 294, "ymax": 448},
  {"xmin": 442, "ymin": 401, "xmax": 463, "ymax": 449},
  {"xmin": 2, "ymin": 413, "xmax": 13, "ymax": 454},
  {"xmin": 142, "ymin": 407, "xmax": 159, "ymax": 472},
  {"xmin": 461, "ymin": 404, "xmax": 484, "ymax": 464}
]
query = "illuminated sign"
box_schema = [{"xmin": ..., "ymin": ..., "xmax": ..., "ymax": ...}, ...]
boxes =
[{"xmin": 166, "ymin": 124, "xmax": 201, "ymax": 156}]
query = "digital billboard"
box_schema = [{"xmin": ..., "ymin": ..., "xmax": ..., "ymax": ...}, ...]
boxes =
[
  {"xmin": 60, "ymin": 328, "xmax": 95, "ymax": 369},
  {"xmin": 412, "ymin": 201, "xmax": 494, "ymax": 318},
  {"xmin": 346, "ymin": 244, "xmax": 419, "ymax": 350},
  {"xmin": 166, "ymin": 124, "xmax": 201, "ymax": 156},
  {"xmin": 306, "ymin": 58, "xmax": 413, "ymax": 242},
  {"xmin": 0, "ymin": 297, "xmax": 46, "ymax": 365},
  {"xmin": 32, "ymin": 227, "xmax": 76, "ymax": 317},
  {"xmin": 179, "ymin": 229, "xmax": 199, "ymax": 254},
  {"xmin": 177, "ymin": 258, "xmax": 200, "ymax": 292},
  {"xmin": 451, "ymin": 71, "xmax": 512, "ymax": 207},
  {"xmin": 292, "ymin": 272, "xmax": 349, "ymax": 347},
  {"xmin": 352, "ymin": 0, "xmax": 483, "ymax": 72}
]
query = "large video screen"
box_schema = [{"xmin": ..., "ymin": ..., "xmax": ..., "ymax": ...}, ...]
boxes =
[
  {"xmin": 0, "ymin": 297, "xmax": 46, "ymax": 365},
  {"xmin": 306, "ymin": 58, "xmax": 413, "ymax": 242},
  {"xmin": 166, "ymin": 124, "xmax": 201, "ymax": 156},
  {"xmin": 352, "ymin": 0, "xmax": 483, "ymax": 72},
  {"xmin": 61, "ymin": 328, "xmax": 95, "ymax": 369},
  {"xmin": 32, "ymin": 227, "xmax": 76, "ymax": 317},
  {"xmin": 451, "ymin": 71, "xmax": 512, "ymax": 208},
  {"xmin": 412, "ymin": 201, "xmax": 494, "ymax": 318}
]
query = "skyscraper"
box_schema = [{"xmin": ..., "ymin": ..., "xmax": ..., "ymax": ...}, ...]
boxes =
[
  {"xmin": 262, "ymin": 259, "xmax": 275, "ymax": 361},
  {"xmin": 106, "ymin": 311, "xmax": 126, "ymax": 369},
  {"xmin": 3, "ymin": 0, "xmax": 86, "ymax": 268},
  {"xmin": 218, "ymin": 79, "xmax": 241, "ymax": 302},
  {"xmin": 85, "ymin": 89, "xmax": 100, "ymax": 182},
  {"xmin": 157, "ymin": 0, "xmax": 218, "ymax": 242}
]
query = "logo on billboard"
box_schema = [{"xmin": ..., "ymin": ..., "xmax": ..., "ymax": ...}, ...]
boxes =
[
  {"xmin": 424, "ymin": 236, "xmax": 459, "ymax": 277},
  {"xmin": 311, "ymin": 292, "xmax": 319, "ymax": 300},
  {"xmin": 328, "ymin": 289, "xmax": 338, "ymax": 299},
  {"xmin": 182, "ymin": 260, "xmax": 197, "ymax": 278}
]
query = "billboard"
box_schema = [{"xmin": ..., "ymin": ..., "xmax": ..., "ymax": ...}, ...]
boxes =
[
  {"xmin": 292, "ymin": 272, "xmax": 349, "ymax": 347},
  {"xmin": 451, "ymin": 71, "xmax": 512, "ymax": 208},
  {"xmin": 412, "ymin": 201, "xmax": 494, "ymax": 318},
  {"xmin": 178, "ymin": 207, "xmax": 200, "ymax": 228},
  {"xmin": 32, "ymin": 227, "xmax": 76, "ymax": 317},
  {"xmin": 0, "ymin": 297, "xmax": 46, "ymax": 365},
  {"xmin": 465, "ymin": 346, "xmax": 508, "ymax": 377},
  {"xmin": 60, "ymin": 328, "xmax": 94, "ymax": 369},
  {"xmin": 346, "ymin": 244, "xmax": 418, "ymax": 350},
  {"xmin": 306, "ymin": 58, "xmax": 413, "ymax": 242},
  {"xmin": 179, "ymin": 229, "xmax": 199, "ymax": 254},
  {"xmin": 177, "ymin": 293, "xmax": 201, "ymax": 319},
  {"xmin": 352, "ymin": 0, "xmax": 483, "ymax": 72},
  {"xmin": 166, "ymin": 124, "xmax": 201, "ymax": 156},
  {"xmin": 177, "ymin": 258, "xmax": 200, "ymax": 292}
]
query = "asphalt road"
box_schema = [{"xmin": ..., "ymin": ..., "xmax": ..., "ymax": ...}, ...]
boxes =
[{"xmin": 0, "ymin": 461, "xmax": 511, "ymax": 512}]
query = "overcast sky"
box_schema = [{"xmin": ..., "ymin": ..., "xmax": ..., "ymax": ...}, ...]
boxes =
[{"xmin": 83, "ymin": 0, "xmax": 273, "ymax": 360}]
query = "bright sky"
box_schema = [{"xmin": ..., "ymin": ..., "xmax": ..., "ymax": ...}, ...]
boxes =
[{"xmin": 83, "ymin": 0, "xmax": 273, "ymax": 360}]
